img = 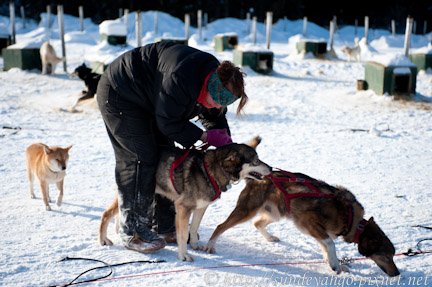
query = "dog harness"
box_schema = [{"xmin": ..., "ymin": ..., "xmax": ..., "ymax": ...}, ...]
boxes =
[
  {"xmin": 266, "ymin": 169, "xmax": 368, "ymax": 243},
  {"xmin": 169, "ymin": 148, "xmax": 221, "ymax": 202}
]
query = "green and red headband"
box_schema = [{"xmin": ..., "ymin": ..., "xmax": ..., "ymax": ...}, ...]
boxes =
[{"xmin": 207, "ymin": 71, "xmax": 239, "ymax": 107}]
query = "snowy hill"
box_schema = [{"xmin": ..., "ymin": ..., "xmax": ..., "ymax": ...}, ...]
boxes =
[{"xmin": 0, "ymin": 11, "xmax": 431, "ymax": 287}]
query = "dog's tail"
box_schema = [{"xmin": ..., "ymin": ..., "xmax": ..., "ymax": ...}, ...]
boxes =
[{"xmin": 245, "ymin": 136, "xmax": 262, "ymax": 149}]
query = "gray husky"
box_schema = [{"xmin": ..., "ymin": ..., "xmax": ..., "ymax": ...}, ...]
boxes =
[{"xmin": 99, "ymin": 138, "xmax": 271, "ymax": 261}]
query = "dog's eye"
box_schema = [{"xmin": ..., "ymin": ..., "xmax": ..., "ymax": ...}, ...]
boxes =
[{"xmin": 252, "ymin": 158, "xmax": 260, "ymax": 165}]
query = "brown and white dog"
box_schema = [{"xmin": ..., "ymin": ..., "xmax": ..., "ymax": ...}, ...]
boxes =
[
  {"xmin": 99, "ymin": 140, "xmax": 271, "ymax": 261},
  {"xmin": 40, "ymin": 42, "xmax": 63, "ymax": 74},
  {"xmin": 205, "ymin": 141, "xmax": 400, "ymax": 276},
  {"xmin": 26, "ymin": 143, "xmax": 72, "ymax": 210}
]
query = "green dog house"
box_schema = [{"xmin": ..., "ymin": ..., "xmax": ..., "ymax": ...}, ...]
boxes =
[
  {"xmin": 409, "ymin": 52, "xmax": 432, "ymax": 72},
  {"xmin": 364, "ymin": 61, "xmax": 417, "ymax": 97},
  {"xmin": 233, "ymin": 49, "xmax": 273, "ymax": 74},
  {"xmin": 214, "ymin": 33, "xmax": 238, "ymax": 52},
  {"xmin": 2, "ymin": 43, "xmax": 42, "ymax": 71},
  {"xmin": 0, "ymin": 34, "xmax": 12, "ymax": 55},
  {"xmin": 99, "ymin": 20, "xmax": 127, "ymax": 46},
  {"xmin": 296, "ymin": 40, "xmax": 327, "ymax": 57}
]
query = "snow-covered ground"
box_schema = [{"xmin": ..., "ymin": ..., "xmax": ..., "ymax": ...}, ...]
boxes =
[{"xmin": 1, "ymin": 11, "xmax": 431, "ymax": 287}]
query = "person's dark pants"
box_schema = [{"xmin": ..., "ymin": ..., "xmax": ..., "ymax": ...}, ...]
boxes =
[{"xmin": 97, "ymin": 75, "xmax": 175, "ymax": 241}]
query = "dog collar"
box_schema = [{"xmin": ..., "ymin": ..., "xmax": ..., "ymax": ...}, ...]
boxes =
[{"xmin": 352, "ymin": 219, "xmax": 369, "ymax": 244}]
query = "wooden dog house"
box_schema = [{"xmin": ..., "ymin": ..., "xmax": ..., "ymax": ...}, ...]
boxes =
[
  {"xmin": 214, "ymin": 33, "xmax": 238, "ymax": 52},
  {"xmin": 296, "ymin": 40, "xmax": 327, "ymax": 57},
  {"xmin": 2, "ymin": 42, "xmax": 42, "ymax": 71},
  {"xmin": 233, "ymin": 49, "xmax": 273, "ymax": 74},
  {"xmin": 364, "ymin": 61, "xmax": 417, "ymax": 98},
  {"xmin": 99, "ymin": 20, "xmax": 127, "ymax": 46},
  {"xmin": 409, "ymin": 53, "xmax": 432, "ymax": 72}
]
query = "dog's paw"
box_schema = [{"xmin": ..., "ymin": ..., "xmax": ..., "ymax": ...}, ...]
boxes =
[
  {"xmin": 100, "ymin": 238, "xmax": 113, "ymax": 246},
  {"xmin": 45, "ymin": 205, "xmax": 52, "ymax": 211},
  {"xmin": 204, "ymin": 244, "xmax": 216, "ymax": 254},
  {"xmin": 56, "ymin": 199, "xmax": 62, "ymax": 207},
  {"xmin": 30, "ymin": 194, "xmax": 36, "ymax": 199},
  {"xmin": 266, "ymin": 235, "xmax": 280, "ymax": 242},
  {"xmin": 178, "ymin": 252, "xmax": 194, "ymax": 262}
]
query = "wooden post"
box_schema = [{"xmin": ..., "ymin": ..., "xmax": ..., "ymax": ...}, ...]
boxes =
[
  {"xmin": 329, "ymin": 19, "xmax": 335, "ymax": 51},
  {"xmin": 246, "ymin": 12, "xmax": 251, "ymax": 34},
  {"xmin": 332, "ymin": 15, "xmax": 337, "ymax": 32},
  {"xmin": 404, "ymin": 17, "xmax": 413, "ymax": 57},
  {"xmin": 364, "ymin": 16, "xmax": 369, "ymax": 45},
  {"xmin": 391, "ymin": 20, "xmax": 396, "ymax": 36},
  {"xmin": 354, "ymin": 18, "xmax": 358, "ymax": 36},
  {"xmin": 303, "ymin": 16, "xmax": 308, "ymax": 35},
  {"xmin": 9, "ymin": 1, "xmax": 16, "ymax": 44},
  {"xmin": 423, "ymin": 21, "xmax": 428, "ymax": 35},
  {"xmin": 78, "ymin": 6, "xmax": 84, "ymax": 32},
  {"xmin": 204, "ymin": 13, "xmax": 208, "ymax": 29},
  {"xmin": 265, "ymin": 12, "xmax": 272, "ymax": 50},
  {"xmin": 136, "ymin": 11, "xmax": 142, "ymax": 47},
  {"xmin": 20, "ymin": 5, "xmax": 25, "ymax": 29},
  {"xmin": 412, "ymin": 20, "xmax": 417, "ymax": 35},
  {"xmin": 119, "ymin": 8, "xmax": 123, "ymax": 19},
  {"xmin": 283, "ymin": 16, "xmax": 287, "ymax": 32},
  {"xmin": 184, "ymin": 14, "xmax": 190, "ymax": 39},
  {"xmin": 46, "ymin": 5, "xmax": 51, "ymax": 29},
  {"xmin": 57, "ymin": 5, "xmax": 67, "ymax": 73},
  {"xmin": 154, "ymin": 11, "xmax": 158, "ymax": 35},
  {"xmin": 197, "ymin": 10, "xmax": 202, "ymax": 41},
  {"xmin": 124, "ymin": 9, "xmax": 129, "ymax": 34},
  {"xmin": 251, "ymin": 16, "xmax": 257, "ymax": 45}
]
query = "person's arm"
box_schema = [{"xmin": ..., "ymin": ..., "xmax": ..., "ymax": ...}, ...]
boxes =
[{"xmin": 155, "ymin": 74, "xmax": 204, "ymax": 148}]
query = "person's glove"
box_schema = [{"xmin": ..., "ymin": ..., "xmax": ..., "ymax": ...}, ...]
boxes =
[{"xmin": 205, "ymin": 129, "xmax": 232, "ymax": 147}]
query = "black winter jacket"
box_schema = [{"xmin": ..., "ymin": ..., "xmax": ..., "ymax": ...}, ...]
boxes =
[{"xmin": 106, "ymin": 42, "xmax": 230, "ymax": 148}]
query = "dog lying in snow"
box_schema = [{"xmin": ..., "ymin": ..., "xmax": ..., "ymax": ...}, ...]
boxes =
[
  {"xmin": 205, "ymin": 139, "xmax": 400, "ymax": 277},
  {"xmin": 40, "ymin": 42, "xmax": 63, "ymax": 74}
]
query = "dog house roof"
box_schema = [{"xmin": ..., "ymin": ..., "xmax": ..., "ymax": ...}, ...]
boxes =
[{"xmin": 370, "ymin": 53, "xmax": 416, "ymax": 67}]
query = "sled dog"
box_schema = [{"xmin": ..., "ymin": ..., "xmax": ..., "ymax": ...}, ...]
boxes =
[
  {"xmin": 26, "ymin": 143, "xmax": 72, "ymax": 211},
  {"xmin": 99, "ymin": 138, "xmax": 271, "ymax": 261},
  {"xmin": 40, "ymin": 42, "xmax": 63, "ymax": 74},
  {"xmin": 205, "ymin": 141, "xmax": 399, "ymax": 276}
]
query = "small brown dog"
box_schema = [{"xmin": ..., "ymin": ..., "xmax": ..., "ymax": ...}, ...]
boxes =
[{"xmin": 26, "ymin": 143, "xmax": 72, "ymax": 211}]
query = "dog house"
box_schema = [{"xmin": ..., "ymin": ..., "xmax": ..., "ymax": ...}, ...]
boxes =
[
  {"xmin": 155, "ymin": 37, "xmax": 188, "ymax": 45},
  {"xmin": 214, "ymin": 33, "xmax": 238, "ymax": 52},
  {"xmin": 2, "ymin": 42, "xmax": 42, "ymax": 71},
  {"xmin": 99, "ymin": 20, "xmax": 127, "ymax": 46},
  {"xmin": 0, "ymin": 34, "xmax": 12, "ymax": 56},
  {"xmin": 233, "ymin": 49, "xmax": 273, "ymax": 74},
  {"xmin": 409, "ymin": 53, "xmax": 432, "ymax": 72},
  {"xmin": 296, "ymin": 40, "xmax": 327, "ymax": 57},
  {"xmin": 364, "ymin": 61, "xmax": 417, "ymax": 98}
]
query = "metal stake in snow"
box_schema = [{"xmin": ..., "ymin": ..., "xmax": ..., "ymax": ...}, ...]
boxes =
[
  {"xmin": 413, "ymin": 20, "xmax": 417, "ymax": 35},
  {"xmin": 20, "ymin": 6, "xmax": 25, "ymax": 29},
  {"xmin": 136, "ymin": 11, "xmax": 142, "ymax": 47},
  {"xmin": 119, "ymin": 8, "xmax": 123, "ymax": 20},
  {"xmin": 364, "ymin": 16, "xmax": 369, "ymax": 45},
  {"xmin": 184, "ymin": 14, "xmax": 190, "ymax": 40},
  {"xmin": 303, "ymin": 16, "xmax": 308, "ymax": 36},
  {"xmin": 283, "ymin": 16, "xmax": 287, "ymax": 32},
  {"xmin": 154, "ymin": 12, "xmax": 158, "ymax": 35},
  {"xmin": 57, "ymin": 5, "xmax": 67, "ymax": 73},
  {"xmin": 124, "ymin": 9, "xmax": 129, "ymax": 34},
  {"xmin": 79, "ymin": 6, "xmax": 84, "ymax": 32},
  {"xmin": 404, "ymin": 17, "xmax": 413, "ymax": 57},
  {"xmin": 204, "ymin": 13, "xmax": 208, "ymax": 29},
  {"xmin": 251, "ymin": 16, "xmax": 257, "ymax": 45},
  {"xmin": 46, "ymin": 5, "xmax": 51, "ymax": 29},
  {"xmin": 391, "ymin": 20, "xmax": 396, "ymax": 36},
  {"xmin": 265, "ymin": 11, "xmax": 273, "ymax": 50},
  {"xmin": 423, "ymin": 21, "xmax": 427, "ymax": 35},
  {"xmin": 197, "ymin": 10, "xmax": 202, "ymax": 41},
  {"xmin": 9, "ymin": 1, "xmax": 16, "ymax": 44}
]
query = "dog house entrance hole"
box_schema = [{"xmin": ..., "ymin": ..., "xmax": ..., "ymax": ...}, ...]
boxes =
[
  {"xmin": 317, "ymin": 43, "xmax": 327, "ymax": 54},
  {"xmin": 392, "ymin": 68, "xmax": 412, "ymax": 96},
  {"xmin": 228, "ymin": 36, "xmax": 238, "ymax": 48},
  {"xmin": 257, "ymin": 54, "xmax": 272, "ymax": 71}
]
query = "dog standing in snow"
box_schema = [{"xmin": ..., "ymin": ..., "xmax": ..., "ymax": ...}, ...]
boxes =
[
  {"xmin": 341, "ymin": 38, "xmax": 361, "ymax": 62},
  {"xmin": 40, "ymin": 42, "xmax": 63, "ymax": 74},
  {"xmin": 26, "ymin": 143, "xmax": 72, "ymax": 210}
]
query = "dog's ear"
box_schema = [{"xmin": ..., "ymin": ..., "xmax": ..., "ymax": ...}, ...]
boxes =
[
  {"xmin": 82, "ymin": 62, "xmax": 87, "ymax": 67},
  {"xmin": 65, "ymin": 145, "xmax": 73, "ymax": 151},
  {"xmin": 368, "ymin": 217, "xmax": 375, "ymax": 223},
  {"xmin": 43, "ymin": 145, "xmax": 52, "ymax": 154},
  {"xmin": 245, "ymin": 136, "xmax": 261, "ymax": 150}
]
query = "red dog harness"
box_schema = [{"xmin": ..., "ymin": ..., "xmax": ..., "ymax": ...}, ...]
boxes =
[
  {"xmin": 266, "ymin": 169, "xmax": 368, "ymax": 243},
  {"xmin": 169, "ymin": 148, "xmax": 221, "ymax": 202}
]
